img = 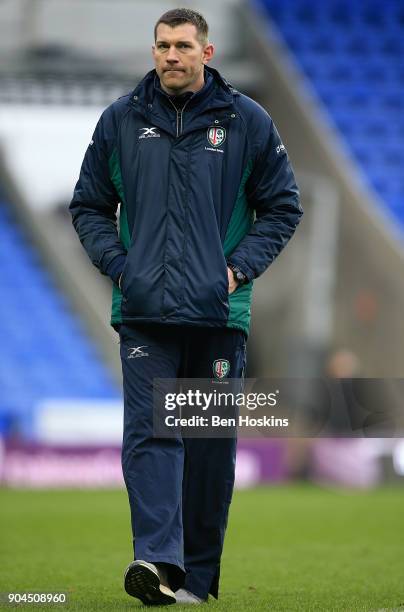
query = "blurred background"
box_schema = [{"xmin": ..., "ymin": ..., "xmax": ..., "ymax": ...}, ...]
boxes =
[{"xmin": 0, "ymin": 0, "xmax": 404, "ymax": 490}]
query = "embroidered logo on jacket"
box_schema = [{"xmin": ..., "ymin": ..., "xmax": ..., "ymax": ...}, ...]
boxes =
[
  {"xmin": 128, "ymin": 346, "xmax": 149, "ymax": 358},
  {"xmin": 207, "ymin": 126, "xmax": 226, "ymax": 147},
  {"xmin": 139, "ymin": 127, "xmax": 161, "ymax": 139}
]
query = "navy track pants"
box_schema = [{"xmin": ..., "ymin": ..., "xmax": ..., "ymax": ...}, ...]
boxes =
[{"xmin": 119, "ymin": 323, "xmax": 246, "ymax": 599}]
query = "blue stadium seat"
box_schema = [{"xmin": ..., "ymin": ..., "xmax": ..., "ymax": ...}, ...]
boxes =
[
  {"xmin": 0, "ymin": 202, "xmax": 121, "ymax": 439},
  {"xmin": 257, "ymin": 0, "xmax": 404, "ymax": 226}
]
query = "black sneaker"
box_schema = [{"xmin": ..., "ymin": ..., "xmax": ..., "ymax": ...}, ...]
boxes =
[{"xmin": 124, "ymin": 560, "xmax": 176, "ymax": 606}]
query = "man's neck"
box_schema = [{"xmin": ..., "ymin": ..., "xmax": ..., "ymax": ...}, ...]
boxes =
[
  {"xmin": 160, "ymin": 70, "xmax": 205, "ymax": 97},
  {"xmin": 167, "ymin": 90, "xmax": 194, "ymax": 111}
]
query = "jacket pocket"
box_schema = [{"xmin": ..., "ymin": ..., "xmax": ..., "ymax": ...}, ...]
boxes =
[
  {"xmin": 120, "ymin": 236, "xmax": 165, "ymax": 317},
  {"xmin": 182, "ymin": 242, "xmax": 229, "ymax": 322}
]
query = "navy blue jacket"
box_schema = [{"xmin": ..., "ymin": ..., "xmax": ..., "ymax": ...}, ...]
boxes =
[{"xmin": 69, "ymin": 67, "xmax": 302, "ymax": 336}]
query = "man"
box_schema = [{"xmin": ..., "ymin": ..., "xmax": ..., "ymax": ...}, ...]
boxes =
[{"xmin": 70, "ymin": 8, "xmax": 302, "ymax": 606}]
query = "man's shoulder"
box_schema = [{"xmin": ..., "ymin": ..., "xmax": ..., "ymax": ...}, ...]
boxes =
[
  {"xmin": 92, "ymin": 92, "xmax": 132, "ymax": 139},
  {"xmin": 234, "ymin": 91, "xmax": 273, "ymax": 128},
  {"xmin": 232, "ymin": 91, "xmax": 274, "ymax": 150},
  {"xmin": 102, "ymin": 92, "xmax": 132, "ymax": 120}
]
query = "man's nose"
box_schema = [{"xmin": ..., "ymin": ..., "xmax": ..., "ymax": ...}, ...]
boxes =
[{"xmin": 166, "ymin": 46, "xmax": 179, "ymax": 62}]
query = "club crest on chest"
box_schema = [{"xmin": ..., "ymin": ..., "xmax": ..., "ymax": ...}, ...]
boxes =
[{"xmin": 207, "ymin": 126, "xmax": 226, "ymax": 147}]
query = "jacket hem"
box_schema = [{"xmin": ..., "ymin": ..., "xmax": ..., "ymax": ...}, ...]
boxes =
[
  {"xmin": 226, "ymin": 320, "xmax": 249, "ymax": 338},
  {"xmin": 110, "ymin": 313, "xmax": 249, "ymax": 336},
  {"xmin": 121, "ymin": 314, "xmax": 227, "ymax": 325}
]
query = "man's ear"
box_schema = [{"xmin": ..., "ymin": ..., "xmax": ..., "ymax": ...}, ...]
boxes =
[{"xmin": 203, "ymin": 43, "xmax": 215, "ymax": 65}]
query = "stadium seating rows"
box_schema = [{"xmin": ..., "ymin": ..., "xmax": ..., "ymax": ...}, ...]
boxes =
[
  {"xmin": 0, "ymin": 201, "xmax": 120, "ymax": 437},
  {"xmin": 257, "ymin": 0, "xmax": 404, "ymax": 224}
]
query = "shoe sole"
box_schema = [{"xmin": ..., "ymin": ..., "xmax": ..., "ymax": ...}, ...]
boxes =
[{"xmin": 124, "ymin": 561, "xmax": 176, "ymax": 606}]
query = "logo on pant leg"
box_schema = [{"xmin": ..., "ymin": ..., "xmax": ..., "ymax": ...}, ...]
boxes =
[
  {"xmin": 213, "ymin": 359, "xmax": 230, "ymax": 379},
  {"xmin": 127, "ymin": 346, "xmax": 149, "ymax": 358}
]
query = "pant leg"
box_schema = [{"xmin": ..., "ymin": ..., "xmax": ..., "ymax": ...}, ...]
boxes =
[
  {"xmin": 181, "ymin": 327, "xmax": 247, "ymax": 599},
  {"xmin": 119, "ymin": 323, "xmax": 185, "ymax": 587}
]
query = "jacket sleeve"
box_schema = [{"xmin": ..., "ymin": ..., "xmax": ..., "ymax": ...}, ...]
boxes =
[
  {"xmin": 69, "ymin": 109, "xmax": 127, "ymax": 285},
  {"xmin": 227, "ymin": 117, "xmax": 303, "ymax": 282}
]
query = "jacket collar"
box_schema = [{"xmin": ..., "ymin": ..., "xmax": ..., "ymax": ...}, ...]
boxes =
[
  {"xmin": 154, "ymin": 69, "xmax": 214, "ymax": 110},
  {"xmin": 129, "ymin": 65, "xmax": 236, "ymax": 114}
]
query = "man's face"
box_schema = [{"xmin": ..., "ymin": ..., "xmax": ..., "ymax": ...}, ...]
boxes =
[{"xmin": 152, "ymin": 23, "xmax": 214, "ymax": 95}]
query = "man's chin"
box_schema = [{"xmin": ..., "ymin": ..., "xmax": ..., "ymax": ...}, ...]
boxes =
[
  {"xmin": 162, "ymin": 78, "xmax": 189, "ymax": 94},
  {"xmin": 163, "ymin": 74, "xmax": 185, "ymax": 85}
]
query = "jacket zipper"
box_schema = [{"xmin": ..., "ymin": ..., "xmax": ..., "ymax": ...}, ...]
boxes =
[{"xmin": 167, "ymin": 97, "xmax": 192, "ymax": 137}]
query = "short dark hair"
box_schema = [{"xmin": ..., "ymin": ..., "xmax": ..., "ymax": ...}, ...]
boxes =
[{"xmin": 154, "ymin": 8, "xmax": 209, "ymax": 45}]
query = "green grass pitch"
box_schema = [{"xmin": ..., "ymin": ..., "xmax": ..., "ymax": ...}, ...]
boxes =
[{"xmin": 1, "ymin": 484, "xmax": 404, "ymax": 611}]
